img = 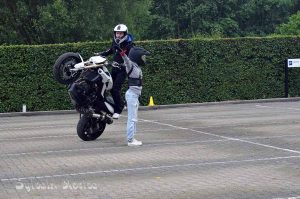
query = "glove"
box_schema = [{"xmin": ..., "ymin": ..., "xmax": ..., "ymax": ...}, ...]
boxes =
[
  {"xmin": 120, "ymin": 50, "xmax": 126, "ymax": 57},
  {"xmin": 112, "ymin": 61, "xmax": 120, "ymax": 68},
  {"xmin": 94, "ymin": 52, "xmax": 106, "ymax": 57}
]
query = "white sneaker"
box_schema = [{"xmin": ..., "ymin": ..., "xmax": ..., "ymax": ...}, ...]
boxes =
[
  {"xmin": 128, "ymin": 139, "xmax": 142, "ymax": 146},
  {"xmin": 112, "ymin": 113, "xmax": 120, "ymax": 119}
]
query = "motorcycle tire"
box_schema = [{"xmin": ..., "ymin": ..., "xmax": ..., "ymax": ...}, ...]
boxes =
[
  {"xmin": 77, "ymin": 114, "xmax": 106, "ymax": 141},
  {"xmin": 53, "ymin": 52, "xmax": 81, "ymax": 85}
]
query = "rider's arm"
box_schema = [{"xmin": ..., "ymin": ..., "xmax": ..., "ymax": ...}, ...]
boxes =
[
  {"xmin": 100, "ymin": 47, "xmax": 113, "ymax": 57},
  {"xmin": 120, "ymin": 53, "xmax": 134, "ymax": 73}
]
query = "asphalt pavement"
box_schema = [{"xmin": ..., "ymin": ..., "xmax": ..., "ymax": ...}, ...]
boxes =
[{"xmin": 0, "ymin": 98, "xmax": 300, "ymax": 199}]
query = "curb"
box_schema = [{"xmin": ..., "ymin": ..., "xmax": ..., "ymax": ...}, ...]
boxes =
[
  {"xmin": 1, "ymin": 97, "xmax": 300, "ymax": 118},
  {"xmin": 141, "ymin": 97, "xmax": 300, "ymax": 110}
]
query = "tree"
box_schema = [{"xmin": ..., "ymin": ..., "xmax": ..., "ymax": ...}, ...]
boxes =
[
  {"xmin": 34, "ymin": 0, "xmax": 106, "ymax": 44},
  {"xmin": 146, "ymin": 0, "xmax": 299, "ymax": 39},
  {"xmin": 0, "ymin": 0, "xmax": 152, "ymax": 45},
  {"xmin": 1, "ymin": 0, "xmax": 299, "ymax": 44},
  {"xmin": 147, "ymin": 0, "xmax": 179, "ymax": 39},
  {"xmin": 276, "ymin": 11, "xmax": 300, "ymax": 35},
  {"xmin": 235, "ymin": 0, "xmax": 296, "ymax": 36},
  {"xmin": 0, "ymin": 0, "xmax": 49, "ymax": 44}
]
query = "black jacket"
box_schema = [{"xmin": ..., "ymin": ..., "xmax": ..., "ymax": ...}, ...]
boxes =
[{"xmin": 101, "ymin": 34, "xmax": 134, "ymax": 64}]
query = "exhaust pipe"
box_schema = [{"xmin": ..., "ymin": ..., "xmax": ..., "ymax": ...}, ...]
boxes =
[
  {"xmin": 92, "ymin": 113, "xmax": 104, "ymax": 119},
  {"xmin": 92, "ymin": 113, "xmax": 113, "ymax": 124}
]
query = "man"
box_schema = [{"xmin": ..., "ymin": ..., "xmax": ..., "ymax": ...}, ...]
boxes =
[
  {"xmin": 99, "ymin": 24, "xmax": 134, "ymax": 119},
  {"xmin": 119, "ymin": 46, "xmax": 150, "ymax": 146}
]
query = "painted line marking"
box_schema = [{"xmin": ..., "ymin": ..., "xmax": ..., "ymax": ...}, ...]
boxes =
[
  {"xmin": 0, "ymin": 128, "xmax": 173, "ymax": 141},
  {"xmin": 2, "ymin": 133, "xmax": 300, "ymax": 156},
  {"xmin": 273, "ymin": 196, "xmax": 300, "ymax": 199},
  {"xmin": 0, "ymin": 124, "xmax": 74, "ymax": 131},
  {"xmin": 1, "ymin": 155, "xmax": 300, "ymax": 182},
  {"xmin": 0, "ymin": 134, "xmax": 75, "ymax": 141},
  {"xmin": 256, "ymin": 104, "xmax": 300, "ymax": 111},
  {"xmin": 139, "ymin": 118, "xmax": 300, "ymax": 154},
  {"xmin": 1, "ymin": 139, "xmax": 228, "ymax": 156}
]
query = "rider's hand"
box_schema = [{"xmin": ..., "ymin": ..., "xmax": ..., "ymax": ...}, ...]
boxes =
[
  {"xmin": 94, "ymin": 52, "xmax": 105, "ymax": 57},
  {"xmin": 112, "ymin": 62, "xmax": 120, "ymax": 68},
  {"xmin": 120, "ymin": 50, "xmax": 126, "ymax": 57}
]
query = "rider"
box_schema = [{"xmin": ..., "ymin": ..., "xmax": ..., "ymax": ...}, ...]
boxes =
[{"xmin": 98, "ymin": 24, "xmax": 134, "ymax": 119}]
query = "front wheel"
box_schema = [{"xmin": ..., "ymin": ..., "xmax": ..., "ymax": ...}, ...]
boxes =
[
  {"xmin": 77, "ymin": 115, "xmax": 106, "ymax": 141},
  {"xmin": 53, "ymin": 52, "xmax": 81, "ymax": 85}
]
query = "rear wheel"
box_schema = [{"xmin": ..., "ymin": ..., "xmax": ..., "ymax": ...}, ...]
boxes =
[
  {"xmin": 53, "ymin": 52, "xmax": 81, "ymax": 85},
  {"xmin": 77, "ymin": 114, "xmax": 106, "ymax": 141}
]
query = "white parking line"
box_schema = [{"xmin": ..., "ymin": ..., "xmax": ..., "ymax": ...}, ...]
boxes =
[
  {"xmin": 1, "ymin": 155, "xmax": 300, "ymax": 182},
  {"xmin": 1, "ymin": 139, "xmax": 228, "ymax": 156},
  {"xmin": 256, "ymin": 104, "xmax": 300, "ymax": 111},
  {"xmin": 2, "ymin": 133, "xmax": 300, "ymax": 157},
  {"xmin": 140, "ymin": 118, "xmax": 300, "ymax": 154},
  {"xmin": 0, "ymin": 134, "xmax": 75, "ymax": 141},
  {"xmin": 0, "ymin": 124, "xmax": 74, "ymax": 131},
  {"xmin": 1, "ymin": 122, "xmax": 299, "ymax": 142},
  {"xmin": 0, "ymin": 128, "xmax": 174, "ymax": 141},
  {"xmin": 194, "ymin": 120, "xmax": 300, "ymax": 129},
  {"xmin": 1, "ymin": 131, "xmax": 299, "ymax": 142},
  {"xmin": 244, "ymin": 134, "xmax": 300, "ymax": 140},
  {"xmin": 273, "ymin": 196, "xmax": 300, "ymax": 199}
]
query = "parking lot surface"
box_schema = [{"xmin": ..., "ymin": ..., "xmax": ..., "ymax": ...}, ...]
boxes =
[{"xmin": 0, "ymin": 99, "xmax": 300, "ymax": 199}]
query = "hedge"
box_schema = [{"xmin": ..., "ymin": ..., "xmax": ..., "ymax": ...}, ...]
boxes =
[{"xmin": 0, "ymin": 36, "xmax": 300, "ymax": 113}]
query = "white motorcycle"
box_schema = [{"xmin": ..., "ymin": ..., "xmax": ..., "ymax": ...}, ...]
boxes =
[{"xmin": 53, "ymin": 52, "xmax": 121, "ymax": 141}]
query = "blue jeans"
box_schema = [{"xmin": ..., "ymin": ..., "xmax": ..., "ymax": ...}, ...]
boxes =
[{"xmin": 125, "ymin": 89, "xmax": 139, "ymax": 142}]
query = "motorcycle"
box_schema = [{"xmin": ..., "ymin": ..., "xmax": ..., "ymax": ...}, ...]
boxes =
[{"xmin": 53, "ymin": 52, "xmax": 120, "ymax": 141}]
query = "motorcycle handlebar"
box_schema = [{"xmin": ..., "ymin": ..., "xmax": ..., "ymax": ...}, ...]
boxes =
[
  {"xmin": 111, "ymin": 61, "xmax": 124, "ymax": 68},
  {"xmin": 70, "ymin": 55, "xmax": 124, "ymax": 72},
  {"xmin": 70, "ymin": 63, "xmax": 106, "ymax": 71}
]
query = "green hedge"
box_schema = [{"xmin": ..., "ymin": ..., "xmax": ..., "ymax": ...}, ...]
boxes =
[{"xmin": 0, "ymin": 37, "xmax": 300, "ymax": 113}]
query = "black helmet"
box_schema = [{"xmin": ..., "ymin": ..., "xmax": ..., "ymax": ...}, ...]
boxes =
[{"xmin": 128, "ymin": 47, "xmax": 150, "ymax": 66}]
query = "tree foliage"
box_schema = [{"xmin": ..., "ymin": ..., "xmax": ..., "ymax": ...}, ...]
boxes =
[
  {"xmin": 0, "ymin": 0, "xmax": 299, "ymax": 45},
  {"xmin": 276, "ymin": 11, "xmax": 300, "ymax": 35},
  {"xmin": 148, "ymin": 0, "xmax": 299, "ymax": 39},
  {"xmin": 0, "ymin": 0, "xmax": 152, "ymax": 44}
]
